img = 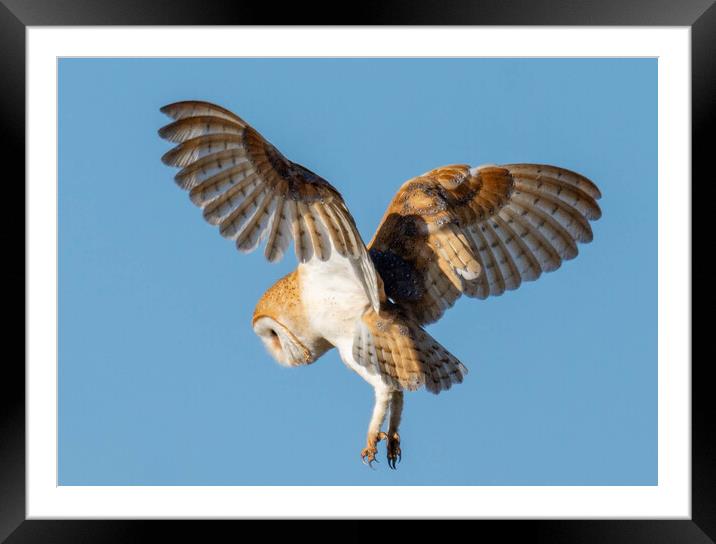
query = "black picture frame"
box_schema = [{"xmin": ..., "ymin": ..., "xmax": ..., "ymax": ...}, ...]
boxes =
[{"xmin": 6, "ymin": 0, "xmax": 706, "ymax": 541}]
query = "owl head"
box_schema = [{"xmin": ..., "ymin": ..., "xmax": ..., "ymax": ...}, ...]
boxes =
[{"xmin": 252, "ymin": 270, "xmax": 332, "ymax": 367}]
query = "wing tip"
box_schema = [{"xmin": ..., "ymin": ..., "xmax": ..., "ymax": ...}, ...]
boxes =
[
  {"xmin": 160, "ymin": 147, "xmax": 178, "ymax": 167},
  {"xmin": 159, "ymin": 100, "xmax": 211, "ymax": 115},
  {"xmin": 159, "ymin": 101, "xmax": 190, "ymax": 118},
  {"xmin": 158, "ymin": 103, "xmax": 174, "ymax": 116},
  {"xmin": 157, "ymin": 121, "xmax": 181, "ymax": 142},
  {"xmin": 501, "ymin": 162, "xmax": 603, "ymax": 201}
]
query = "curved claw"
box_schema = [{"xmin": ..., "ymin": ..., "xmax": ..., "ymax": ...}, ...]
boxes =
[
  {"xmin": 362, "ymin": 456, "xmax": 377, "ymax": 469},
  {"xmin": 361, "ymin": 447, "xmax": 378, "ymax": 468},
  {"xmin": 388, "ymin": 453, "xmax": 400, "ymax": 470},
  {"xmin": 361, "ymin": 432, "xmax": 388, "ymax": 468},
  {"xmin": 386, "ymin": 433, "xmax": 402, "ymax": 469}
]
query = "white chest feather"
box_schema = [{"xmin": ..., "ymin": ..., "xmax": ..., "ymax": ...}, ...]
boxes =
[
  {"xmin": 299, "ymin": 253, "xmax": 390, "ymax": 390},
  {"xmin": 299, "ymin": 255, "xmax": 370, "ymax": 346}
]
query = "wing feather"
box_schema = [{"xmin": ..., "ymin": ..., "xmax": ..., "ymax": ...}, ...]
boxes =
[
  {"xmin": 509, "ymin": 194, "xmax": 579, "ymax": 260},
  {"xmin": 469, "ymin": 224, "xmax": 506, "ymax": 296},
  {"xmin": 512, "ymin": 183, "xmax": 593, "ymax": 243},
  {"xmin": 160, "ymin": 100, "xmax": 249, "ymax": 124},
  {"xmin": 161, "ymin": 134, "xmax": 247, "ymax": 168},
  {"xmin": 492, "ymin": 213, "xmax": 542, "ymax": 281},
  {"xmin": 313, "ymin": 202, "xmax": 347, "ymax": 256},
  {"xmin": 189, "ymin": 162, "xmax": 255, "ymax": 206},
  {"xmin": 217, "ymin": 183, "xmax": 267, "ymax": 239},
  {"xmin": 299, "ymin": 201, "xmax": 329, "ymax": 261},
  {"xmin": 500, "ymin": 204, "xmax": 562, "ymax": 272},
  {"xmin": 369, "ymin": 163, "xmax": 601, "ymax": 324},
  {"xmin": 482, "ymin": 222, "xmax": 521, "ymax": 291},
  {"xmin": 504, "ymin": 163, "xmax": 602, "ymax": 200},
  {"xmin": 331, "ymin": 203, "xmax": 361, "ymax": 259},
  {"xmin": 264, "ymin": 194, "xmax": 288, "ymax": 262},
  {"xmin": 203, "ymin": 172, "xmax": 261, "ymax": 225},
  {"xmin": 173, "ymin": 149, "xmax": 251, "ymax": 190},
  {"xmin": 236, "ymin": 187, "xmax": 277, "ymax": 252},
  {"xmin": 158, "ymin": 115, "xmax": 245, "ymax": 143},
  {"xmin": 159, "ymin": 100, "xmax": 382, "ymax": 310}
]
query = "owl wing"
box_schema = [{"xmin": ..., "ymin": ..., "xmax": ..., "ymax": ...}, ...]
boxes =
[
  {"xmin": 367, "ymin": 163, "xmax": 602, "ymax": 325},
  {"xmin": 158, "ymin": 100, "xmax": 381, "ymax": 311}
]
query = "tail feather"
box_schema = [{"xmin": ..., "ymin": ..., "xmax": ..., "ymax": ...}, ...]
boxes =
[{"xmin": 352, "ymin": 306, "xmax": 467, "ymax": 394}]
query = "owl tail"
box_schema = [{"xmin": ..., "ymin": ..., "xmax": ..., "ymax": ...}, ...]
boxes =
[{"xmin": 352, "ymin": 306, "xmax": 468, "ymax": 394}]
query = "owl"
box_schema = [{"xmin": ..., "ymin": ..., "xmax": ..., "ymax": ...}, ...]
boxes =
[{"xmin": 158, "ymin": 100, "xmax": 602, "ymax": 468}]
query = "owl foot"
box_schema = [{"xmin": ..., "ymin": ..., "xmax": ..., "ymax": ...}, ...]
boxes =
[
  {"xmin": 385, "ymin": 432, "xmax": 401, "ymax": 469},
  {"xmin": 361, "ymin": 432, "xmax": 401, "ymax": 468},
  {"xmin": 361, "ymin": 432, "xmax": 387, "ymax": 467},
  {"xmin": 360, "ymin": 446, "xmax": 378, "ymax": 467}
]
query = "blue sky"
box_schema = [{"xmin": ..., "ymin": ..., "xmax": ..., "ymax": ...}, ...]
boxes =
[{"xmin": 58, "ymin": 58, "xmax": 657, "ymax": 485}]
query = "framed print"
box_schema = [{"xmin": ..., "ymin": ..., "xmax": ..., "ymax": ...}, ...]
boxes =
[{"xmin": 7, "ymin": 0, "xmax": 708, "ymax": 541}]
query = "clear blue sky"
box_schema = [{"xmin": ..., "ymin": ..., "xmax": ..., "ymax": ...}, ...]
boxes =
[{"xmin": 58, "ymin": 58, "xmax": 656, "ymax": 485}]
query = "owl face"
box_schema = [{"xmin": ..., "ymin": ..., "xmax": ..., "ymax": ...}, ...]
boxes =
[
  {"xmin": 253, "ymin": 316, "xmax": 312, "ymax": 367},
  {"xmin": 252, "ymin": 270, "xmax": 332, "ymax": 368}
]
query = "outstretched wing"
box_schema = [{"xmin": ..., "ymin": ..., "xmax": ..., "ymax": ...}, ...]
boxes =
[
  {"xmin": 368, "ymin": 163, "xmax": 602, "ymax": 325},
  {"xmin": 158, "ymin": 100, "xmax": 381, "ymax": 310}
]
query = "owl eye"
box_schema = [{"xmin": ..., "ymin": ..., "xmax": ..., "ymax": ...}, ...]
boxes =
[
  {"xmin": 253, "ymin": 316, "xmax": 309, "ymax": 367},
  {"xmin": 268, "ymin": 329, "xmax": 282, "ymax": 350}
]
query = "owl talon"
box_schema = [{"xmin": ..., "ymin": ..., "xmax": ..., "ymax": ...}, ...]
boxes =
[
  {"xmin": 359, "ymin": 432, "xmax": 403, "ymax": 469},
  {"xmin": 361, "ymin": 432, "xmax": 388, "ymax": 467},
  {"xmin": 361, "ymin": 447, "xmax": 378, "ymax": 467},
  {"xmin": 385, "ymin": 432, "xmax": 401, "ymax": 469}
]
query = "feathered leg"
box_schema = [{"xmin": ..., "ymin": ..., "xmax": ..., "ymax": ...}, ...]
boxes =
[
  {"xmin": 385, "ymin": 391, "xmax": 403, "ymax": 468},
  {"xmin": 361, "ymin": 387, "xmax": 391, "ymax": 466}
]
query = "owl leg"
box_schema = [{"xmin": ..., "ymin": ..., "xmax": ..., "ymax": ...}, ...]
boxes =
[
  {"xmin": 385, "ymin": 390, "xmax": 403, "ymax": 469},
  {"xmin": 360, "ymin": 387, "xmax": 391, "ymax": 467}
]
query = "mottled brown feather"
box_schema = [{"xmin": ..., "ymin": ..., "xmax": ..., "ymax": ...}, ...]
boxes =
[
  {"xmin": 353, "ymin": 306, "xmax": 468, "ymax": 393},
  {"xmin": 369, "ymin": 163, "xmax": 601, "ymax": 325}
]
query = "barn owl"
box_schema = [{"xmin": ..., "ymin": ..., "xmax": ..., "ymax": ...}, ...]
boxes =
[{"xmin": 158, "ymin": 100, "xmax": 602, "ymax": 468}]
